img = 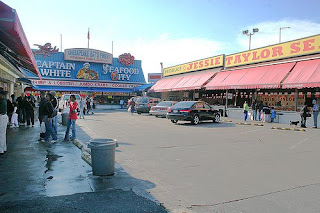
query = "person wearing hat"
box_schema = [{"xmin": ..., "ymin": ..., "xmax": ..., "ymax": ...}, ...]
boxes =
[{"xmin": 0, "ymin": 89, "xmax": 8, "ymax": 153}]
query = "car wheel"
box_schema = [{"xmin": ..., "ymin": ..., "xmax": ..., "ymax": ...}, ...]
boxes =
[
  {"xmin": 213, "ymin": 114, "xmax": 220, "ymax": 123},
  {"xmin": 192, "ymin": 114, "xmax": 200, "ymax": 125},
  {"xmin": 137, "ymin": 112, "xmax": 142, "ymax": 114},
  {"xmin": 171, "ymin": 120, "xmax": 178, "ymax": 124}
]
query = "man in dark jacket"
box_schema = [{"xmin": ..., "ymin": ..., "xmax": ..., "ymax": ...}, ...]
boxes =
[
  {"xmin": 16, "ymin": 93, "xmax": 27, "ymax": 125},
  {"xmin": 42, "ymin": 93, "xmax": 57, "ymax": 142},
  {"xmin": 25, "ymin": 96, "xmax": 35, "ymax": 127}
]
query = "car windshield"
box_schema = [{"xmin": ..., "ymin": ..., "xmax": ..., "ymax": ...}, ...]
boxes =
[
  {"xmin": 172, "ymin": 101, "xmax": 196, "ymax": 108},
  {"xmin": 136, "ymin": 97, "xmax": 148, "ymax": 103},
  {"xmin": 157, "ymin": 102, "xmax": 173, "ymax": 107}
]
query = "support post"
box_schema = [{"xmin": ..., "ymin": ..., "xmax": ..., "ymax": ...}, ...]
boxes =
[
  {"xmin": 234, "ymin": 89, "xmax": 237, "ymax": 107},
  {"xmin": 225, "ymin": 90, "xmax": 228, "ymax": 117},
  {"xmin": 294, "ymin": 88, "xmax": 298, "ymax": 111}
]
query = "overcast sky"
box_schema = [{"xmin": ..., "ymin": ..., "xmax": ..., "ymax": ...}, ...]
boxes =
[{"xmin": 3, "ymin": 0, "xmax": 320, "ymax": 78}]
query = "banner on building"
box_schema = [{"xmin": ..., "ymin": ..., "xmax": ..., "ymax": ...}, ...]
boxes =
[{"xmin": 225, "ymin": 34, "xmax": 320, "ymax": 67}]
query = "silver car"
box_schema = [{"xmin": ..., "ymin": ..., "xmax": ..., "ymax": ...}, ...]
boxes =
[{"xmin": 149, "ymin": 101, "xmax": 177, "ymax": 117}]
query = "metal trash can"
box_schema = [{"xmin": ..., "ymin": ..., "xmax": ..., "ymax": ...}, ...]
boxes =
[
  {"xmin": 88, "ymin": 139, "xmax": 119, "ymax": 176},
  {"xmin": 62, "ymin": 113, "xmax": 68, "ymax": 126}
]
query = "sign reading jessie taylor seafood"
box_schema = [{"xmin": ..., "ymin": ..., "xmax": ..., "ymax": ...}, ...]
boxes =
[
  {"xmin": 28, "ymin": 45, "xmax": 146, "ymax": 92},
  {"xmin": 226, "ymin": 34, "xmax": 320, "ymax": 67},
  {"xmin": 163, "ymin": 55, "xmax": 224, "ymax": 77},
  {"xmin": 64, "ymin": 48, "xmax": 113, "ymax": 64}
]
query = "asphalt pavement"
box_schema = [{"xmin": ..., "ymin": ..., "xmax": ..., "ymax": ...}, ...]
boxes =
[
  {"xmin": 76, "ymin": 109, "xmax": 320, "ymax": 213},
  {"xmin": 0, "ymin": 119, "xmax": 167, "ymax": 213}
]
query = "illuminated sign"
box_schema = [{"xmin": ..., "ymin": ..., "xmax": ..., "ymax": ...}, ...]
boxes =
[
  {"xmin": 163, "ymin": 55, "xmax": 224, "ymax": 77},
  {"xmin": 64, "ymin": 48, "xmax": 113, "ymax": 64},
  {"xmin": 225, "ymin": 34, "xmax": 320, "ymax": 67}
]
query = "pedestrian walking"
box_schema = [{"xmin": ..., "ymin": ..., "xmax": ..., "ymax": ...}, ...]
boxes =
[
  {"xmin": 64, "ymin": 95, "xmax": 78, "ymax": 141},
  {"xmin": 0, "ymin": 89, "xmax": 8, "ymax": 154},
  {"xmin": 251, "ymin": 100, "xmax": 257, "ymax": 120},
  {"xmin": 120, "ymin": 99, "xmax": 124, "ymax": 109},
  {"xmin": 86, "ymin": 96, "xmax": 91, "ymax": 114},
  {"xmin": 262, "ymin": 103, "xmax": 271, "ymax": 123},
  {"xmin": 300, "ymin": 103, "xmax": 310, "ymax": 128},
  {"xmin": 25, "ymin": 96, "xmax": 35, "ymax": 127},
  {"xmin": 258, "ymin": 101, "xmax": 263, "ymax": 121},
  {"xmin": 312, "ymin": 99, "xmax": 319, "ymax": 128},
  {"xmin": 6, "ymin": 97, "xmax": 14, "ymax": 125},
  {"xmin": 270, "ymin": 107, "xmax": 276, "ymax": 123},
  {"xmin": 79, "ymin": 98, "xmax": 85, "ymax": 119},
  {"xmin": 42, "ymin": 93, "xmax": 57, "ymax": 142},
  {"xmin": 243, "ymin": 101, "xmax": 249, "ymax": 121},
  {"xmin": 50, "ymin": 92, "xmax": 59, "ymax": 134},
  {"xmin": 129, "ymin": 99, "xmax": 135, "ymax": 114},
  {"xmin": 90, "ymin": 97, "xmax": 94, "ymax": 114},
  {"xmin": 11, "ymin": 103, "xmax": 19, "ymax": 128},
  {"xmin": 38, "ymin": 91, "xmax": 47, "ymax": 141},
  {"xmin": 17, "ymin": 93, "xmax": 26, "ymax": 125}
]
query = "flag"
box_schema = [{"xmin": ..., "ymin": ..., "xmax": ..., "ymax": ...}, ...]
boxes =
[{"xmin": 87, "ymin": 28, "xmax": 90, "ymax": 40}]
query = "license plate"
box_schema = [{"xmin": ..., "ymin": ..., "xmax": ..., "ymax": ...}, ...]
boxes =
[{"xmin": 173, "ymin": 110, "xmax": 178, "ymax": 113}]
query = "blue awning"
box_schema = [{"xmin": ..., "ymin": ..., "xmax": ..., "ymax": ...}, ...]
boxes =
[
  {"xmin": 133, "ymin": 83, "xmax": 154, "ymax": 92},
  {"xmin": 32, "ymin": 85, "xmax": 133, "ymax": 93}
]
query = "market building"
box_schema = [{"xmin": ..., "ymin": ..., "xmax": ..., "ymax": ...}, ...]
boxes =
[
  {"xmin": 26, "ymin": 47, "xmax": 146, "ymax": 104},
  {"xmin": 0, "ymin": 1, "xmax": 40, "ymax": 96},
  {"xmin": 150, "ymin": 34, "xmax": 320, "ymax": 120}
]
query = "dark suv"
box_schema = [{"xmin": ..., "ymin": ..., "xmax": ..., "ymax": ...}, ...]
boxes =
[
  {"xmin": 135, "ymin": 97, "xmax": 161, "ymax": 114},
  {"xmin": 166, "ymin": 101, "xmax": 220, "ymax": 125}
]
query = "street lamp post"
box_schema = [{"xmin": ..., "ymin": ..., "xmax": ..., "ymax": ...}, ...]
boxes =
[
  {"xmin": 279, "ymin": 27, "xmax": 290, "ymax": 43},
  {"xmin": 242, "ymin": 28, "xmax": 259, "ymax": 50}
]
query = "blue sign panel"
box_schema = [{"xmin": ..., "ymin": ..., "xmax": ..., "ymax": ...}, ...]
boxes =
[{"xmin": 29, "ymin": 52, "xmax": 146, "ymax": 84}]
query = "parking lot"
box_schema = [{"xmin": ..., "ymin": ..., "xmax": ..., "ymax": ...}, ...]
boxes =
[{"xmin": 77, "ymin": 110, "xmax": 320, "ymax": 212}]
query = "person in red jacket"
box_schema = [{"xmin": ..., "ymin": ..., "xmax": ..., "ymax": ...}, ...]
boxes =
[{"xmin": 64, "ymin": 95, "xmax": 78, "ymax": 141}]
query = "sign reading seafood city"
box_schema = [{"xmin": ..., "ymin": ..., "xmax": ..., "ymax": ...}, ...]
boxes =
[
  {"xmin": 163, "ymin": 55, "xmax": 224, "ymax": 77},
  {"xmin": 226, "ymin": 34, "xmax": 320, "ymax": 67},
  {"xmin": 64, "ymin": 48, "xmax": 113, "ymax": 64}
]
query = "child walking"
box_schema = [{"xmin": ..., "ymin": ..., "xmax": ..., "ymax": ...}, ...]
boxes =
[{"xmin": 11, "ymin": 103, "xmax": 19, "ymax": 127}]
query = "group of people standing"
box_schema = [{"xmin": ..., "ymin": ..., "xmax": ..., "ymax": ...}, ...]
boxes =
[
  {"xmin": 244, "ymin": 99, "xmax": 319, "ymax": 127},
  {"xmin": 244, "ymin": 100, "xmax": 276, "ymax": 123},
  {"xmin": 38, "ymin": 92, "xmax": 78, "ymax": 142}
]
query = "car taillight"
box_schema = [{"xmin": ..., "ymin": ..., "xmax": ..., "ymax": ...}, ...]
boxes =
[
  {"xmin": 180, "ymin": 110, "xmax": 191, "ymax": 113},
  {"xmin": 167, "ymin": 108, "xmax": 172, "ymax": 112}
]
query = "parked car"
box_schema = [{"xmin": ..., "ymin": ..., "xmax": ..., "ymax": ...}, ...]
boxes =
[
  {"xmin": 149, "ymin": 101, "xmax": 177, "ymax": 117},
  {"xmin": 58, "ymin": 94, "xmax": 81, "ymax": 112},
  {"xmin": 166, "ymin": 101, "xmax": 220, "ymax": 125},
  {"xmin": 135, "ymin": 97, "xmax": 161, "ymax": 114}
]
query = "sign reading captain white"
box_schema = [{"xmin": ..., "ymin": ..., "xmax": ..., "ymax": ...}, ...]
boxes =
[
  {"xmin": 64, "ymin": 48, "xmax": 113, "ymax": 64},
  {"xmin": 36, "ymin": 60, "xmax": 75, "ymax": 78},
  {"xmin": 31, "ymin": 80, "xmax": 139, "ymax": 88}
]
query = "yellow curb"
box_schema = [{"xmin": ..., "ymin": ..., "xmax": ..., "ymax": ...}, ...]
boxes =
[
  {"xmin": 236, "ymin": 122, "xmax": 264, "ymax": 126},
  {"xmin": 81, "ymin": 151, "xmax": 92, "ymax": 166},
  {"xmin": 271, "ymin": 127, "xmax": 306, "ymax": 131}
]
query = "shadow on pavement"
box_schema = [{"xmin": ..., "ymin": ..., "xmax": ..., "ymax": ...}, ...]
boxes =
[
  {"xmin": 175, "ymin": 121, "xmax": 237, "ymax": 128},
  {"xmin": 0, "ymin": 121, "xmax": 167, "ymax": 213}
]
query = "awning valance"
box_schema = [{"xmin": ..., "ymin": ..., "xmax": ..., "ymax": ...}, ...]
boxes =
[
  {"xmin": 32, "ymin": 85, "xmax": 133, "ymax": 93},
  {"xmin": 205, "ymin": 62, "xmax": 296, "ymax": 90},
  {"xmin": 282, "ymin": 59, "xmax": 320, "ymax": 89}
]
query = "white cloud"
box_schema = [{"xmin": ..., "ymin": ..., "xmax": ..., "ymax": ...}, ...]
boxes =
[{"xmin": 237, "ymin": 19, "xmax": 320, "ymax": 51}]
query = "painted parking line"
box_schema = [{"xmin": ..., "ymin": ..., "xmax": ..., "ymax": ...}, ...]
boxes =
[
  {"xmin": 236, "ymin": 122, "xmax": 264, "ymax": 126},
  {"xmin": 271, "ymin": 127, "xmax": 306, "ymax": 131},
  {"xmin": 221, "ymin": 120, "xmax": 233, "ymax": 122}
]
